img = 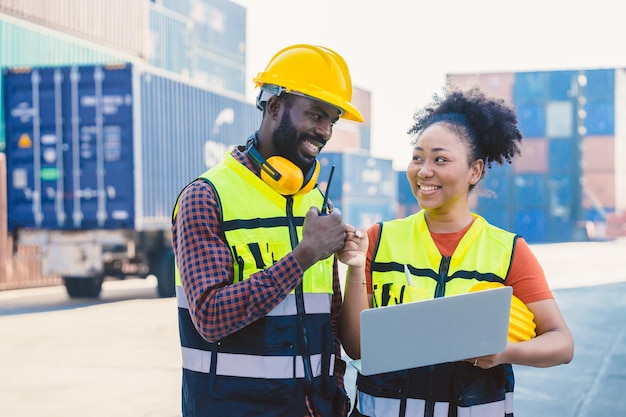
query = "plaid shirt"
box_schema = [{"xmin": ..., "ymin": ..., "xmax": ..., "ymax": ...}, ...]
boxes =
[{"xmin": 172, "ymin": 146, "xmax": 347, "ymax": 417}]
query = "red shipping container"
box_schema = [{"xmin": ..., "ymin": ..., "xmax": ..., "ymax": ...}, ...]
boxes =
[
  {"xmin": 582, "ymin": 135, "xmax": 614, "ymax": 171},
  {"xmin": 513, "ymin": 137, "xmax": 548, "ymax": 173},
  {"xmin": 583, "ymin": 171, "xmax": 615, "ymax": 209}
]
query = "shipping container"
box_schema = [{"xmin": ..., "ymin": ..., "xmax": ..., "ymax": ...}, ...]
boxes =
[
  {"xmin": 513, "ymin": 72, "xmax": 548, "ymax": 103},
  {"xmin": 516, "ymin": 103, "xmax": 546, "ymax": 138},
  {"xmin": 3, "ymin": 63, "xmax": 260, "ymax": 297},
  {"xmin": 513, "ymin": 173, "xmax": 547, "ymax": 208},
  {"xmin": 476, "ymin": 165, "xmax": 513, "ymax": 209},
  {"xmin": 513, "ymin": 137, "xmax": 548, "ymax": 173},
  {"xmin": 475, "ymin": 208, "xmax": 512, "ymax": 232},
  {"xmin": 396, "ymin": 169, "xmax": 414, "ymax": 205},
  {"xmin": 447, "ymin": 72, "xmax": 514, "ymax": 105},
  {"xmin": 548, "ymin": 70, "xmax": 577, "ymax": 101},
  {"xmin": 584, "ymin": 100, "xmax": 614, "ymax": 136},
  {"xmin": 548, "ymin": 137, "xmax": 579, "ymax": 175},
  {"xmin": 0, "ymin": 0, "xmax": 147, "ymax": 56},
  {"xmin": 317, "ymin": 152, "xmax": 397, "ymax": 202},
  {"xmin": 514, "ymin": 208, "xmax": 546, "ymax": 243},
  {"xmin": 582, "ymin": 135, "xmax": 614, "ymax": 171},
  {"xmin": 583, "ymin": 171, "xmax": 616, "ymax": 210},
  {"xmin": 0, "ymin": 15, "xmax": 131, "ymax": 150},
  {"xmin": 545, "ymin": 100, "xmax": 573, "ymax": 138},
  {"xmin": 331, "ymin": 197, "xmax": 396, "ymax": 230},
  {"xmin": 584, "ymin": 69, "xmax": 615, "ymax": 101},
  {"xmin": 147, "ymin": 1, "xmax": 246, "ymax": 95}
]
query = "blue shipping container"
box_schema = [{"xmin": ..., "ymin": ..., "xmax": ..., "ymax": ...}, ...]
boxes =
[
  {"xmin": 3, "ymin": 63, "xmax": 260, "ymax": 231},
  {"xmin": 548, "ymin": 138, "xmax": 578, "ymax": 175},
  {"xmin": 513, "ymin": 72, "xmax": 548, "ymax": 103},
  {"xmin": 584, "ymin": 69, "xmax": 615, "ymax": 101},
  {"xmin": 317, "ymin": 152, "xmax": 397, "ymax": 202},
  {"xmin": 548, "ymin": 70, "xmax": 577, "ymax": 100},
  {"xmin": 333, "ymin": 197, "xmax": 396, "ymax": 230},
  {"xmin": 513, "ymin": 173, "xmax": 547, "ymax": 208},
  {"xmin": 516, "ymin": 103, "xmax": 546, "ymax": 138},
  {"xmin": 514, "ymin": 208, "xmax": 546, "ymax": 243},
  {"xmin": 584, "ymin": 100, "xmax": 614, "ymax": 136}
]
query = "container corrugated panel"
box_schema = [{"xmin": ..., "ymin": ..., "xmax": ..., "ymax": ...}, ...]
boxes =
[
  {"xmin": 138, "ymin": 69, "xmax": 260, "ymax": 227},
  {"xmin": 192, "ymin": 51, "xmax": 246, "ymax": 95},
  {"xmin": 513, "ymin": 173, "xmax": 547, "ymax": 208},
  {"xmin": 513, "ymin": 137, "xmax": 548, "ymax": 173},
  {"xmin": 334, "ymin": 197, "xmax": 396, "ymax": 230},
  {"xmin": 584, "ymin": 100, "xmax": 614, "ymax": 136},
  {"xmin": 0, "ymin": 16, "xmax": 128, "ymax": 151},
  {"xmin": 513, "ymin": 71, "xmax": 548, "ymax": 104},
  {"xmin": 584, "ymin": 69, "xmax": 615, "ymax": 101},
  {"xmin": 582, "ymin": 135, "xmax": 614, "ymax": 171},
  {"xmin": 317, "ymin": 152, "xmax": 397, "ymax": 201},
  {"xmin": 147, "ymin": 4, "xmax": 246, "ymax": 96},
  {"xmin": 4, "ymin": 64, "xmax": 135, "ymax": 231},
  {"xmin": 548, "ymin": 70, "xmax": 577, "ymax": 100},
  {"xmin": 3, "ymin": 63, "xmax": 261, "ymax": 231},
  {"xmin": 147, "ymin": 6, "xmax": 191, "ymax": 76},
  {"xmin": 514, "ymin": 208, "xmax": 546, "ymax": 243},
  {"xmin": 547, "ymin": 215, "xmax": 574, "ymax": 243},
  {"xmin": 516, "ymin": 103, "xmax": 546, "ymax": 138},
  {"xmin": 548, "ymin": 138, "xmax": 577, "ymax": 175},
  {"xmin": 188, "ymin": 0, "xmax": 246, "ymax": 63},
  {"xmin": 0, "ymin": 0, "xmax": 147, "ymax": 56}
]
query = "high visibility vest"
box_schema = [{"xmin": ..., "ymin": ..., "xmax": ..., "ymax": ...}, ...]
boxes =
[
  {"xmin": 174, "ymin": 153, "xmax": 339, "ymax": 417},
  {"xmin": 355, "ymin": 210, "xmax": 518, "ymax": 417}
]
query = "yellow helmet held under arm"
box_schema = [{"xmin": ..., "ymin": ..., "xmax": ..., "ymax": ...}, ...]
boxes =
[
  {"xmin": 253, "ymin": 44, "xmax": 364, "ymax": 123},
  {"xmin": 470, "ymin": 281, "xmax": 537, "ymax": 343}
]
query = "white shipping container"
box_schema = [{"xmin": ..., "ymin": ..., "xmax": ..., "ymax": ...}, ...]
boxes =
[{"xmin": 0, "ymin": 0, "xmax": 148, "ymax": 57}]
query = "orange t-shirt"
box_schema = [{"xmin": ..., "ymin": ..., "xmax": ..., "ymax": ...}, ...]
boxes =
[{"xmin": 365, "ymin": 221, "xmax": 553, "ymax": 304}]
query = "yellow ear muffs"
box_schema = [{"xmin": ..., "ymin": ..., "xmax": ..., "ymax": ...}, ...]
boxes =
[
  {"xmin": 260, "ymin": 156, "xmax": 304, "ymax": 195},
  {"xmin": 247, "ymin": 139, "xmax": 320, "ymax": 196}
]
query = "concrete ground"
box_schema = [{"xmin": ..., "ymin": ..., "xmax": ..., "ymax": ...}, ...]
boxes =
[{"xmin": 0, "ymin": 239, "xmax": 625, "ymax": 416}]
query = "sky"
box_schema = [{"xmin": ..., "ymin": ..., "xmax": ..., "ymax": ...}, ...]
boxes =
[{"xmin": 231, "ymin": 0, "xmax": 624, "ymax": 169}]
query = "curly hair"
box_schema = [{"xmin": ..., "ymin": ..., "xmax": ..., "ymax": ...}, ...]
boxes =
[{"xmin": 407, "ymin": 87, "xmax": 523, "ymax": 176}]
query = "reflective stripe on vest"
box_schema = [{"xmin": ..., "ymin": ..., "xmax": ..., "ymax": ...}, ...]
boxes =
[
  {"xmin": 176, "ymin": 286, "xmax": 331, "ymax": 315},
  {"xmin": 182, "ymin": 347, "xmax": 335, "ymax": 378},
  {"xmin": 371, "ymin": 210, "xmax": 517, "ymax": 305},
  {"xmin": 356, "ymin": 391, "xmax": 514, "ymax": 417}
]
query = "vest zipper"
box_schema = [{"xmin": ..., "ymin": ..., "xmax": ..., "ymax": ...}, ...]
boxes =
[
  {"xmin": 287, "ymin": 197, "xmax": 314, "ymax": 392},
  {"xmin": 435, "ymin": 256, "xmax": 451, "ymax": 298}
]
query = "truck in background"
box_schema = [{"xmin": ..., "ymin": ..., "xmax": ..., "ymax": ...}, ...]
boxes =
[{"xmin": 2, "ymin": 63, "xmax": 260, "ymax": 298}]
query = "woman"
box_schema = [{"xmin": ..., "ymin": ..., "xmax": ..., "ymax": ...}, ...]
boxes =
[{"xmin": 338, "ymin": 88, "xmax": 574, "ymax": 417}]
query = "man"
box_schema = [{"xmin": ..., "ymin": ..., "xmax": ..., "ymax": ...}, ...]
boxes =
[{"xmin": 172, "ymin": 44, "xmax": 364, "ymax": 417}]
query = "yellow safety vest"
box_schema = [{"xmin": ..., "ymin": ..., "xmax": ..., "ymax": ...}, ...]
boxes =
[{"xmin": 371, "ymin": 210, "xmax": 517, "ymax": 306}]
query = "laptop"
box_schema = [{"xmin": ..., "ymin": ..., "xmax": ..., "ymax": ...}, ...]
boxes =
[{"xmin": 351, "ymin": 285, "xmax": 512, "ymax": 376}]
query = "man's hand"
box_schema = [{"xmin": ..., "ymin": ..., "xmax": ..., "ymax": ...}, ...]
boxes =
[{"xmin": 293, "ymin": 207, "xmax": 346, "ymax": 271}]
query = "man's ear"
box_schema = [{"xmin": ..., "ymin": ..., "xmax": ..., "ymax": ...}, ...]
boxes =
[{"xmin": 266, "ymin": 95, "xmax": 282, "ymax": 119}]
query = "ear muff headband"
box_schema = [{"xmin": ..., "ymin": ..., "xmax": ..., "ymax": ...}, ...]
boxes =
[{"xmin": 246, "ymin": 140, "xmax": 319, "ymax": 196}]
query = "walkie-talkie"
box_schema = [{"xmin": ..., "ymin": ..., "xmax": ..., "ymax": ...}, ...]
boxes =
[{"xmin": 320, "ymin": 165, "xmax": 335, "ymax": 216}]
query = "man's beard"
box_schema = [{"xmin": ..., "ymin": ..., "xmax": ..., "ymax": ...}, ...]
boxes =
[{"xmin": 272, "ymin": 110, "xmax": 323, "ymax": 174}]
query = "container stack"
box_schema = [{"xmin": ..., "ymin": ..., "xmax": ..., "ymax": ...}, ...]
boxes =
[{"xmin": 448, "ymin": 69, "xmax": 626, "ymax": 243}]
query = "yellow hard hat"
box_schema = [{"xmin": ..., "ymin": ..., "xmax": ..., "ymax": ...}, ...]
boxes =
[
  {"xmin": 253, "ymin": 44, "xmax": 364, "ymax": 123},
  {"xmin": 469, "ymin": 282, "xmax": 537, "ymax": 343}
]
